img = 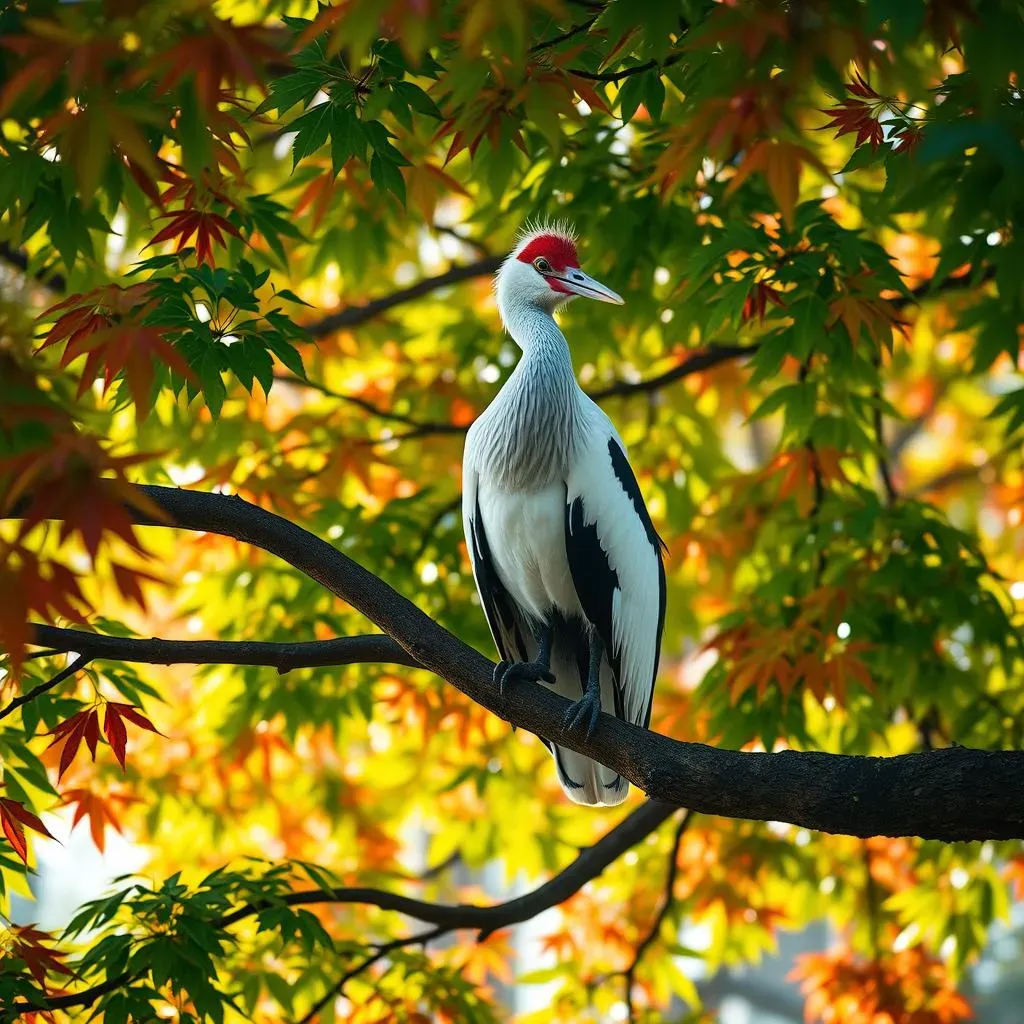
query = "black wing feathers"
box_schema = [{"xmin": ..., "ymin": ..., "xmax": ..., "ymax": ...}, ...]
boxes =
[
  {"xmin": 564, "ymin": 439, "xmax": 667, "ymax": 729},
  {"xmin": 607, "ymin": 438, "xmax": 668, "ymax": 553},
  {"xmin": 470, "ymin": 494, "xmax": 528, "ymax": 663}
]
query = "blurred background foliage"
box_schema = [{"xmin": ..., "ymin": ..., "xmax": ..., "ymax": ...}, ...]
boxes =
[{"xmin": 1, "ymin": 0, "xmax": 1024, "ymax": 1020}]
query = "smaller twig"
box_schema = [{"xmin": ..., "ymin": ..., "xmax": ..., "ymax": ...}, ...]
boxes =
[
  {"xmin": 0, "ymin": 654, "xmax": 90, "ymax": 722},
  {"xmin": 433, "ymin": 224, "xmax": 491, "ymax": 257},
  {"xmin": 272, "ymin": 374, "xmax": 464, "ymax": 436},
  {"xmin": 530, "ymin": 10, "xmax": 603, "ymax": 53},
  {"xmin": 624, "ymin": 810, "xmax": 692, "ymax": 1022},
  {"xmin": 294, "ymin": 926, "xmax": 445, "ymax": 1024}
]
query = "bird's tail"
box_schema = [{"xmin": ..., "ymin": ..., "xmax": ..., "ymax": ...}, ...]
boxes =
[{"xmin": 545, "ymin": 644, "xmax": 628, "ymax": 807}]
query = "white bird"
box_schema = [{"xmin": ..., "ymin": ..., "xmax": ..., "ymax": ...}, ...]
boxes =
[{"xmin": 462, "ymin": 221, "xmax": 667, "ymax": 806}]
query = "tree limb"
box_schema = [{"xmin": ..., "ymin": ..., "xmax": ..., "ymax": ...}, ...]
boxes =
[
  {"xmin": 27, "ymin": 624, "xmax": 420, "ymax": 674},
  {"xmin": 293, "ymin": 926, "xmax": 445, "ymax": 1024},
  {"xmin": 10, "ymin": 800, "xmax": 675, "ymax": 1014},
  {"xmin": 589, "ymin": 343, "xmax": 759, "ymax": 401},
  {"xmin": 307, "ymin": 257, "xmax": 503, "ymax": 338},
  {"xmin": 7, "ymin": 486, "xmax": 1024, "ymax": 842},
  {"xmin": 280, "ymin": 341, "xmax": 760, "ymax": 444},
  {"xmin": 0, "ymin": 654, "xmax": 90, "ymax": 722}
]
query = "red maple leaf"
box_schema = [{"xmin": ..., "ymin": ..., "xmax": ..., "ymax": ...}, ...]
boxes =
[
  {"xmin": 146, "ymin": 207, "xmax": 241, "ymax": 267},
  {"xmin": 46, "ymin": 708, "xmax": 100, "ymax": 780},
  {"xmin": 37, "ymin": 284, "xmax": 195, "ymax": 416},
  {"xmin": 104, "ymin": 702, "xmax": 163, "ymax": 771},
  {"xmin": 0, "ymin": 795, "xmax": 55, "ymax": 864},
  {"xmin": 62, "ymin": 787, "xmax": 140, "ymax": 852},
  {"xmin": 5, "ymin": 925, "xmax": 74, "ymax": 986}
]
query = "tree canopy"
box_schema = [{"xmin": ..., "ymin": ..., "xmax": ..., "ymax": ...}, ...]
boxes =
[{"xmin": 2, "ymin": 0, "xmax": 1024, "ymax": 1020}]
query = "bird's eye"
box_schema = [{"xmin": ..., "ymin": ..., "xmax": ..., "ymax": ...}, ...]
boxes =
[{"xmin": 533, "ymin": 257, "xmax": 552, "ymax": 274}]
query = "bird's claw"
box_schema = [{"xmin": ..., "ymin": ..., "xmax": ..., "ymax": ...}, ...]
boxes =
[
  {"xmin": 563, "ymin": 693, "xmax": 601, "ymax": 739},
  {"xmin": 494, "ymin": 659, "xmax": 556, "ymax": 695}
]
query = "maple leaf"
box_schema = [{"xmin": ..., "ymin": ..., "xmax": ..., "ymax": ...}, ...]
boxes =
[
  {"xmin": 893, "ymin": 124, "xmax": 925, "ymax": 155},
  {"xmin": 147, "ymin": 208, "xmax": 243, "ymax": 267},
  {"xmin": 62, "ymin": 787, "xmax": 139, "ymax": 852},
  {"xmin": 104, "ymin": 702, "xmax": 164, "ymax": 771},
  {"xmin": 0, "ymin": 795, "xmax": 55, "ymax": 864},
  {"xmin": 141, "ymin": 15, "xmax": 280, "ymax": 112},
  {"xmin": 3, "ymin": 925, "xmax": 74, "ymax": 987},
  {"xmin": 742, "ymin": 281, "xmax": 788, "ymax": 323},
  {"xmin": 46, "ymin": 708, "xmax": 101, "ymax": 780},
  {"xmin": 0, "ymin": 546, "xmax": 91, "ymax": 676},
  {"xmin": 725, "ymin": 140, "xmax": 830, "ymax": 227},
  {"xmin": 36, "ymin": 284, "xmax": 195, "ymax": 416},
  {"xmin": 1, "ymin": 431, "xmax": 166, "ymax": 558}
]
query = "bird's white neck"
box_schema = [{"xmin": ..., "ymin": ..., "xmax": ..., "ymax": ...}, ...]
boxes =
[{"xmin": 475, "ymin": 305, "xmax": 584, "ymax": 490}]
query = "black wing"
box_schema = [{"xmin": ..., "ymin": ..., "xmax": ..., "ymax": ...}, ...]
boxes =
[
  {"xmin": 565, "ymin": 437, "xmax": 667, "ymax": 728},
  {"xmin": 467, "ymin": 492, "xmax": 530, "ymax": 664}
]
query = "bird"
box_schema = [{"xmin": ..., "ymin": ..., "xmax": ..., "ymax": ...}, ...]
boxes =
[{"xmin": 462, "ymin": 220, "xmax": 666, "ymax": 806}]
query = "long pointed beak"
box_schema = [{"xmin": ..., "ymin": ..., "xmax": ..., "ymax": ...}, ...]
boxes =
[{"xmin": 556, "ymin": 268, "xmax": 624, "ymax": 305}]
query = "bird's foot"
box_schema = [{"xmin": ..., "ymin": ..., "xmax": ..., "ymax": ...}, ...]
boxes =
[
  {"xmin": 563, "ymin": 693, "xmax": 601, "ymax": 740},
  {"xmin": 493, "ymin": 659, "xmax": 556, "ymax": 695}
]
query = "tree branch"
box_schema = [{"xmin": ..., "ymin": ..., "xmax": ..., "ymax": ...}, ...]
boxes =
[
  {"xmin": 624, "ymin": 810, "xmax": 692, "ymax": 1022},
  {"xmin": 569, "ymin": 52, "xmax": 684, "ymax": 83},
  {"xmin": 0, "ymin": 654, "xmax": 89, "ymax": 722},
  {"xmin": 10, "ymin": 799, "xmax": 675, "ymax": 1014},
  {"xmin": 6, "ymin": 486, "xmax": 1024, "ymax": 842},
  {"xmin": 307, "ymin": 257, "xmax": 503, "ymax": 338},
  {"xmin": 27, "ymin": 624, "xmax": 420, "ymax": 674},
  {"xmin": 589, "ymin": 342, "xmax": 759, "ymax": 401},
  {"xmin": 293, "ymin": 926, "xmax": 445, "ymax": 1024},
  {"xmin": 272, "ymin": 373, "xmax": 467, "ymax": 436},
  {"xmin": 279, "ymin": 341, "xmax": 760, "ymax": 445},
  {"xmin": 530, "ymin": 10, "xmax": 602, "ymax": 53}
]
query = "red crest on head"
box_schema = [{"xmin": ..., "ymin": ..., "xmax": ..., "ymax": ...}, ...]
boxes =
[{"xmin": 517, "ymin": 233, "xmax": 579, "ymax": 271}]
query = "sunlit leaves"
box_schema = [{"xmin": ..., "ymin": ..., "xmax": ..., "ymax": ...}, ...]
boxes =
[
  {"xmin": 791, "ymin": 946, "xmax": 972, "ymax": 1024},
  {"xmin": 45, "ymin": 702, "xmax": 158, "ymax": 779},
  {"xmin": 1, "ymin": 0, "xmax": 1023, "ymax": 1021}
]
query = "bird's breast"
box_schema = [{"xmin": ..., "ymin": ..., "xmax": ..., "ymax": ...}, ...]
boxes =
[{"xmin": 476, "ymin": 478, "xmax": 583, "ymax": 624}]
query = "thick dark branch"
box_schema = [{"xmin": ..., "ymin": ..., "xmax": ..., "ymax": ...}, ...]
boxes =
[
  {"xmin": 7, "ymin": 486, "xmax": 1024, "ymax": 842},
  {"xmin": 28, "ymin": 624, "xmax": 419, "ymax": 673},
  {"xmin": 307, "ymin": 257, "xmax": 502, "ymax": 338},
  {"xmin": 11, "ymin": 800, "xmax": 673, "ymax": 1014}
]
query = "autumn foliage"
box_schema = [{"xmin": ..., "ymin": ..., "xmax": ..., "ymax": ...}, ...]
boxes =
[{"xmin": 1, "ymin": 0, "xmax": 1023, "ymax": 1021}]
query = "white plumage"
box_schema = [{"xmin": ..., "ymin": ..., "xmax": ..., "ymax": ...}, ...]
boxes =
[{"xmin": 462, "ymin": 222, "xmax": 666, "ymax": 806}]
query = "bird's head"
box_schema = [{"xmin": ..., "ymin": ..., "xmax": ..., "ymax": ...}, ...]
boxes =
[{"xmin": 495, "ymin": 220, "xmax": 623, "ymax": 321}]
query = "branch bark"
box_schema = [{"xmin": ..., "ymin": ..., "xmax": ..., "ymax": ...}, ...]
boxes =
[
  {"xmin": 7, "ymin": 485, "xmax": 1024, "ymax": 842},
  {"xmin": 28, "ymin": 623, "xmax": 419, "ymax": 673}
]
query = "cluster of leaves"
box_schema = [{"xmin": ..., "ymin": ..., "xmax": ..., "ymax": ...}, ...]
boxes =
[{"xmin": 1, "ymin": 0, "xmax": 1024, "ymax": 1021}]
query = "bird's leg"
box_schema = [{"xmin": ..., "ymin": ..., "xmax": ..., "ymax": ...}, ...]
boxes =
[
  {"xmin": 563, "ymin": 630, "xmax": 603, "ymax": 739},
  {"xmin": 493, "ymin": 621, "xmax": 556, "ymax": 694}
]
